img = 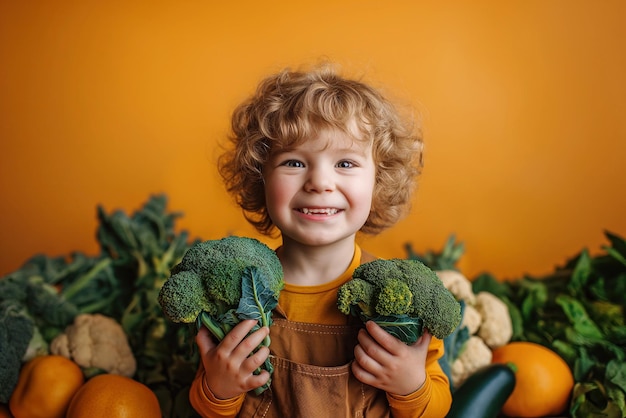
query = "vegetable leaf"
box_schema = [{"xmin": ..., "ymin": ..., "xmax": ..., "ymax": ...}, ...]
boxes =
[
  {"xmin": 233, "ymin": 266, "xmax": 279, "ymax": 395},
  {"xmin": 604, "ymin": 231, "xmax": 626, "ymax": 262},
  {"xmin": 606, "ymin": 360, "xmax": 626, "ymax": 394},
  {"xmin": 438, "ymin": 300, "xmax": 471, "ymax": 390},
  {"xmin": 363, "ymin": 314, "xmax": 424, "ymax": 344},
  {"xmin": 405, "ymin": 234, "xmax": 465, "ymax": 271},
  {"xmin": 568, "ymin": 250, "xmax": 592, "ymax": 295},
  {"xmin": 556, "ymin": 294, "xmax": 604, "ymax": 339},
  {"xmin": 236, "ymin": 267, "xmax": 279, "ymax": 324}
]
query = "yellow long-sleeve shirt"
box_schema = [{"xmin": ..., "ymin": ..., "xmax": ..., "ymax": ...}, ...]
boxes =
[{"xmin": 189, "ymin": 245, "xmax": 452, "ymax": 417}]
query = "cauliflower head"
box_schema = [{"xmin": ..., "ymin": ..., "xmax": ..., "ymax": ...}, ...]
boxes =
[{"xmin": 50, "ymin": 313, "xmax": 136, "ymax": 377}]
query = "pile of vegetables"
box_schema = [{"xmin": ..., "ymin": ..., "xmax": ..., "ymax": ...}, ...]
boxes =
[
  {"xmin": 2, "ymin": 194, "xmax": 624, "ymax": 417},
  {"xmin": 410, "ymin": 232, "xmax": 626, "ymax": 417},
  {"xmin": 0, "ymin": 195, "xmax": 201, "ymax": 417},
  {"xmin": 472, "ymin": 231, "xmax": 626, "ymax": 417}
]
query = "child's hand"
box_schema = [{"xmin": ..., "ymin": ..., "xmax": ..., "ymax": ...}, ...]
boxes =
[
  {"xmin": 196, "ymin": 319, "xmax": 271, "ymax": 399},
  {"xmin": 352, "ymin": 320, "xmax": 431, "ymax": 396}
]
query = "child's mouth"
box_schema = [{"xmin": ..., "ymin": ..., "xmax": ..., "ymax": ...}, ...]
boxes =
[{"xmin": 298, "ymin": 208, "xmax": 339, "ymax": 215}]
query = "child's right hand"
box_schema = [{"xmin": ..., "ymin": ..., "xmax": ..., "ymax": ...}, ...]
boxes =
[{"xmin": 196, "ymin": 319, "xmax": 271, "ymax": 399}]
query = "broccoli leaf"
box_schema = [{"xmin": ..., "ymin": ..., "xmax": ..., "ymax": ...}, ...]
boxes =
[
  {"xmin": 195, "ymin": 266, "xmax": 280, "ymax": 396},
  {"xmin": 438, "ymin": 300, "xmax": 471, "ymax": 390},
  {"xmin": 363, "ymin": 314, "xmax": 424, "ymax": 345},
  {"xmin": 235, "ymin": 266, "xmax": 279, "ymax": 395},
  {"xmin": 236, "ymin": 266, "xmax": 279, "ymax": 325}
]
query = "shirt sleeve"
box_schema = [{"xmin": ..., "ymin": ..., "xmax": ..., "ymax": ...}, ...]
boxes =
[
  {"xmin": 386, "ymin": 336, "xmax": 453, "ymax": 418},
  {"xmin": 189, "ymin": 364, "xmax": 246, "ymax": 418}
]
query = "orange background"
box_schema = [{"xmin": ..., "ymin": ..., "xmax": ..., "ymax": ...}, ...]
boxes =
[{"xmin": 1, "ymin": 1, "xmax": 625, "ymax": 280}]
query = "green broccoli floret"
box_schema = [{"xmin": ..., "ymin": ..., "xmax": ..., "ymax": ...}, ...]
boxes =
[
  {"xmin": 338, "ymin": 277, "xmax": 412, "ymax": 317},
  {"xmin": 157, "ymin": 236, "xmax": 284, "ymax": 394},
  {"xmin": 337, "ymin": 258, "xmax": 461, "ymax": 343},
  {"xmin": 0, "ymin": 300, "xmax": 35, "ymax": 403},
  {"xmin": 26, "ymin": 275, "xmax": 79, "ymax": 329}
]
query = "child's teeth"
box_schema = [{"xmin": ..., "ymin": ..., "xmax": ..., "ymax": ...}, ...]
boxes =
[{"xmin": 302, "ymin": 208, "xmax": 337, "ymax": 215}]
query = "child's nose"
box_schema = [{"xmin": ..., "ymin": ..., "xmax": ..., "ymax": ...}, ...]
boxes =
[{"xmin": 304, "ymin": 168, "xmax": 335, "ymax": 193}]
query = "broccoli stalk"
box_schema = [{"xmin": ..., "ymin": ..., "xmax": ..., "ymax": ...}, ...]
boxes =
[
  {"xmin": 337, "ymin": 258, "xmax": 462, "ymax": 344},
  {"xmin": 158, "ymin": 236, "xmax": 284, "ymax": 395}
]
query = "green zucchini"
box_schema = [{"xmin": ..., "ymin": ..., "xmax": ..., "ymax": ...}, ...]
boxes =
[{"xmin": 446, "ymin": 363, "xmax": 516, "ymax": 418}]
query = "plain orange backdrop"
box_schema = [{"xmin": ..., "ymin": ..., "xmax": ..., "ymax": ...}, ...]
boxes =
[{"xmin": 1, "ymin": 1, "xmax": 625, "ymax": 280}]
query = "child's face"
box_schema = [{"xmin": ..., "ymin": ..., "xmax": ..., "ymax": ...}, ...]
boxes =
[{"xmin": 263, "ymin": 126, "xmax": 376, "ymax": 248}]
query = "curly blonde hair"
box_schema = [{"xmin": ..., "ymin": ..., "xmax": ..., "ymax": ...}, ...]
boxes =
[{"xmin": 218, "ymin": 63, "xmax": 423, "ymax": 236}]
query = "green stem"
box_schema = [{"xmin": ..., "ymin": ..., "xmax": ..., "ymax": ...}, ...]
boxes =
[
  {"xmin": 62, "ymin": 258, "xmax": 112, "ymax": 301},
  {"xmin": 198, "ymin": 312, "xmax": 226, "ymax": 340},
  {"xmin": 77, "ymin": 291, "xmax": 121, "ymax": 313}
]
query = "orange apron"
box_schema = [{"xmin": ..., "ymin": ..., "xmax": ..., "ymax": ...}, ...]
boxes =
[{"xmin": 238, "ymin": 306, "xmax": 390, "ymax": 417}]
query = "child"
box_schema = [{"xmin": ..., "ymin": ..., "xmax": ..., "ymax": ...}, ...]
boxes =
[{"xmin": 189, "ymin": 63, "xmax": 453, "ymax": 417}]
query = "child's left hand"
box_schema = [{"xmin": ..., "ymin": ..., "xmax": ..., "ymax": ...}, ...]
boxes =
[{"xmin": 352, "ymin": 320, "xmax": 431, "ymax": 396}]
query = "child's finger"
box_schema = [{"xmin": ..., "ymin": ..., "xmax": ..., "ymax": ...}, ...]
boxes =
[
  {"xmin": 195, "ymin": 326, "xmax": 217, "ymax": 355},
  {"xmin": 221, "ymin": 319, "xmax": 261, "ymax": 351},
  {"xmin": 351, "ymin": 355, "xmax": 377, "ymax": 385},
  {"xmin": 413, "ymin": 329, "xmax": 432, "ymax": 349},
  {"xmin": 353, "ymin": 341, "xmax": 384, "ymax": 376},
  {"xmin": 357, "ymin": 327, "xmax": 392, "ymax": 367},
  {"xmin": 242, "ymin": 345, "xmax": 271, "ymax": 375},
  {"xmin": 234, "ymin": 324, "xmax": 270, "ymax": 359},
  {"xmin": 364, "ymin": 320, "xmax": 403, "ymax": 353}
]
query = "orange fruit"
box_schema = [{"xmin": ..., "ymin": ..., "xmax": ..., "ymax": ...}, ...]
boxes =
[
  {"xmin": 9, "ymin": 355, "xmax": 84, "ymax": 418},
  {"xmin": 66, "ymin": 374, "xmax": 161, "ymax": 418},
  {"xmin": 491, "ymin": 341, "xmax": 574, "ymax": 417}
]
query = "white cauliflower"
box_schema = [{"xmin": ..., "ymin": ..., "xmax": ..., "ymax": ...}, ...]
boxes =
[
  {"xmin": 461, "ymin": 304, "xmax": 482, "ymax": 335},
  {"xmin": 50, "ymin": 313, "xmax": 136, "ymax": 377},
  {"xmin": 436, "ymin": 270, "xmax": 476, "ymax": 305},
  {"xmin": 437, "ymin": 268, "xmax": 514, "ymax": 388},
  {"xmin": 475, "ymin": 291, "xmax": 513, "ymax": 349},
  {"xmin": 450, "ymin": 336, "xmax": 493, "ymax": 387}
]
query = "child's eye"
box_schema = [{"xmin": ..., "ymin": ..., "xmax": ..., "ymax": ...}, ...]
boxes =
[
  {"xmin": 337, "ymin": 160, "xmax": 355, "ymax": 168},
  {"xmin": 282, "ymin": 160, "xmax": 304, "ymax": 168}
]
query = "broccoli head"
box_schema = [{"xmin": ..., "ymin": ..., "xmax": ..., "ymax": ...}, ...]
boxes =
[
  {"xmin": 159, "ymin": 236, "xmax": 284, "ymax": 323},
  {"xmin": 337, "ymin": 258, "xmax": 461, "ymax": 343},
  {"xmin": 157, "ymin": 236, "xmax": 284, "ymax": 394}
]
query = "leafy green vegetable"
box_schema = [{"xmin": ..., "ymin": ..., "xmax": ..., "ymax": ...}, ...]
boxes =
[
  {"xmin": 405, "ymin": 234, "xmax": 465, "ymax": 271},
  {"xmin": 0, "ymin": 195, "xmax": 201, "ymax": 417},
  {"xmin": 93, "ymin": 195, "xmax": 199, "ymax": 415}
]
